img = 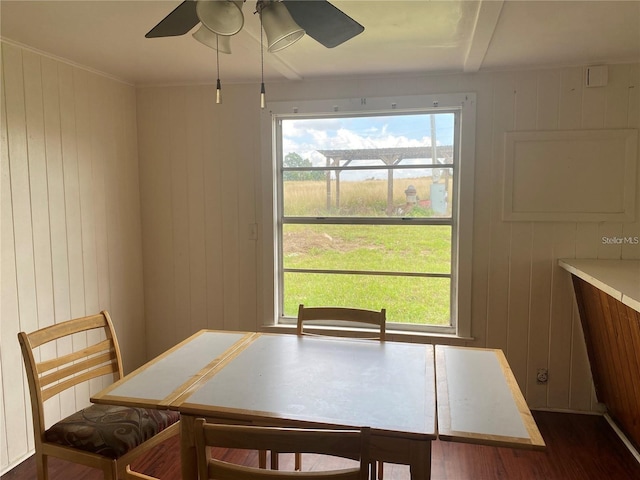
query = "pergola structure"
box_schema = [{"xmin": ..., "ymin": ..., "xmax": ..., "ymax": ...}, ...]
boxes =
[{"xmin": 316, "ymin": 146, "xmax": 453, "ymax": 212}]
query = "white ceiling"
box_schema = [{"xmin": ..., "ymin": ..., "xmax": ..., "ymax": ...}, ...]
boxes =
[{"xmin": 1, "ymin": 1, "xmax": 639, "ymax": 86}]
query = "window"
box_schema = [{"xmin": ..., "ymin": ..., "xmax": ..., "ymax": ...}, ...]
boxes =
[{"xmin": 265, "ymin": 94, "xmax": 475, "ymax": 336}]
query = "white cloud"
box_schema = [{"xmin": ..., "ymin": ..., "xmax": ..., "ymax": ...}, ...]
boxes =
[{"xmin": 281, "ymin": 113, "xmax": 456, "ymax": 171}]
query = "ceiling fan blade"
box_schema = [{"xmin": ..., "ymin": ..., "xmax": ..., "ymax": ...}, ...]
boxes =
[
  {"xmin": 283, "ymin": 0, "xmax": 364, "ymax": 48},
  {"xmin": 145, "ymin": 0, "xmax": 200, "ymax": 38}
]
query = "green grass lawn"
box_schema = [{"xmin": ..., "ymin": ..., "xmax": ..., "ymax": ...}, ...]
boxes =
[{"xmin": 282, "ymin": 224, "xmax": 452, "ymax": 326}]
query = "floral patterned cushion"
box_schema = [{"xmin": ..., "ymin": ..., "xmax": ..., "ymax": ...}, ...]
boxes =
[{"xmin": 44, "ymin": 403, "xmax": 180, "ymax": 459}]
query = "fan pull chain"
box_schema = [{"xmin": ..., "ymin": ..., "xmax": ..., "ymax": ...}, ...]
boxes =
[
  {"xmin": 216, "ymin": 35, "xmax": 222, "ymax": 104},
  {"xmin": 260, "ymin": 7, "xmax": 266, "ymax": 109}
]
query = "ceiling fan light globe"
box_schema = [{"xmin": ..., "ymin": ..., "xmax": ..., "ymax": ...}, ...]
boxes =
[
  {"xmin": 261, "ymin": 1, "xmax": 305, "ymax": 52},
  {"xmin": 196, "ymin": 0, "xmax": 244, "ymax": 36},
  {"xmin": 192, "ymin": 26, "xmax": 232, "ymax": 54},
  {"xmin": 268, "ymin": 30, "xmax": 305, "ymax": 53}
]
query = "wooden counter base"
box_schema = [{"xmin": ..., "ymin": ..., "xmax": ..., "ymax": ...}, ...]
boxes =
[{"xmin": 571, "ymin": 276, "xmax": 640, "ymax": 451}]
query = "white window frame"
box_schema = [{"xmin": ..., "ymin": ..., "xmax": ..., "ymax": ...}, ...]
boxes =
[{"xmin": 259, "ymin": 93, "xmax": 475, "ymax": 338}]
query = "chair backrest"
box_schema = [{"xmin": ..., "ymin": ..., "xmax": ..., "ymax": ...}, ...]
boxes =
[
  {"xmin": 296, "ymin": 305, "xmax": 386, "ymax": 341},
  {"xmin": 18, "ymin": 311, "xmax": 124, "ymax": 439},
  {"xmin": 194, "ymin": 419, "xmax": 370, "ymax": 480}
]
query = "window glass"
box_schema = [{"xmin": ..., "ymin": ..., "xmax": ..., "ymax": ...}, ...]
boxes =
[{"xmin": 276, "ymin": 109, "xmax": 459, "ymax": 332}]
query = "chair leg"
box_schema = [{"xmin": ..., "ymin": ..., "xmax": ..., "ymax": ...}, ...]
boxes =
[
  {"xmin": 105, "ymin": 459, "xmax": 118, "ymax": 480},
  {"xmin": 295, "ymin": 452, "xmax": 302, "ymax": 471},
  {"xmin": 259, "ymin": 450, "xmax": 267, "ymax": 469},
  {"xmin": 378, "ymin": 461, "xmax": 384, "ymax": 479},
  {"xmin": 35, "ymin": 453, "xmax": 48, "ymax": 480},
  {"xmin": 270, "ymin": 451, "xmax": 279, "ymax": 470},
  {"xmin": 370, "ymin": 460, "xmax": 377, "ymax": 480}
]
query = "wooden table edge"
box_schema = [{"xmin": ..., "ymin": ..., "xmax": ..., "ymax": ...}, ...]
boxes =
[{"xmin": 437, "ymin": 432, "xmax": 546, "ymax": 451}]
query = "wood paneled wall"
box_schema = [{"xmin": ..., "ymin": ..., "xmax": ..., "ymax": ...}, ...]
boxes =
[
  {"xmin": 136, "ymin": 85, "xmax": 260, "ymax": 358},
  {"xmin": 1, "ymin": 42, "xmax": 145, "ymax": 473}
]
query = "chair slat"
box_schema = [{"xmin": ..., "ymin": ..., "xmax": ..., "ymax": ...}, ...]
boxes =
[
  {"xmin": 28, "ymin": 314, "xmax": 109, "ymax": 348},
  {"xmin": 37, "ymin": 339, "xmax": 113, "ymax": 373},
  {"xmin": 42, "ymin": 364, "xmax": 118, "ymax": 402},
  {"xmin": 297, "ymin": 305, "xmax": 386, "ymax": 340},
  {"xmin": 39, "ymin": 351, "xmax": 118, "ymax": 387},
  {"xmin": 196, "ymin": 420, "xmax": 369, "ymax": 480},
  {"xmin": 203, "ymin": 427, "xmax": 362, "ymax": 456}
]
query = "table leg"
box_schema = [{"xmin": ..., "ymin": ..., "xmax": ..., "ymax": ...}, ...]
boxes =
[
  {"xmin": 270, "ymin": 451, "xmax": 279, "ymax": 470},
  {"xmin": 180, "ymin": 415, "xmax": 198, "ymax": 479},
  {"xmin": 409, "ymin": 440, "xmax": 431, "ymax": 480}
]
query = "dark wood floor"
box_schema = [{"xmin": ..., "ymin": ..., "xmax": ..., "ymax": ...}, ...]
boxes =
[{"xmin": 3, "ymin": 412, "xmax": 640, "ymax": 480}]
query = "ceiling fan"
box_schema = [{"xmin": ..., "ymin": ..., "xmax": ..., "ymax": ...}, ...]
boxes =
[{"xmin": 145, "ymin": 0, "xmax": 364, "ymax": 51}]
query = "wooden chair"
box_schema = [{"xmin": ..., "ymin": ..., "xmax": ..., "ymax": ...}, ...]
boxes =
[
  {"xmin": 194, "ymin": 419, "xmax": 370, "ymax": 480},
  {"xmin": 18, "ymin": 311, "xmax": 180, "ymax": 480}
]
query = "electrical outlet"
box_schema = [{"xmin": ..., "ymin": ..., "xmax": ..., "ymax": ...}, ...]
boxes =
[{"xmin": 536, "ymin": 368, "xmax": 548, "ymax": 384}]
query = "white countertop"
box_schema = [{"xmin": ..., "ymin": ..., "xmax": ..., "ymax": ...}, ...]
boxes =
[{"xmin": 558, "ymin": 259, "xmax": 640, "ymax": 312}]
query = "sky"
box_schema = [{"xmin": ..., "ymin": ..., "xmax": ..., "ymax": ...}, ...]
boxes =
[
  {"xmin": 282, "ymin": 113, "xmax": 454, "ymax": 162},
  {"xmin": 281, "ymin": 112, "xmax": 455, "ymax": 180}
]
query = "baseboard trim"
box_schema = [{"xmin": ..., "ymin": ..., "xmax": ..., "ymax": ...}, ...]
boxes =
[
  {"xmin": 1, "ymin": 451, "xmax": 34, "ymax": 477},
  {"xmin": 531, "ymin": 406, "xmax": 602, "ymax": 416},
  {"xmin": 604, "ymin": 414, "xmax": 640, "ymax": 465}
]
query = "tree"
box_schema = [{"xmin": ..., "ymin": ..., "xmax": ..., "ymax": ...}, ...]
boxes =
[{"xmin": 283, "ymin": 152, "xmax": 324, "ymax": 181}]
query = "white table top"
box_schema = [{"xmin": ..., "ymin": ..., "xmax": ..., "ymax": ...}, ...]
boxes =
[
  {"xmin": 435, "ymin": 345, "xmax": 544, "ymax": 449},
  {"xmin": 92, "ymin": 330, "xmax": 255, "ymax": 407},
  {"xmin": 179, "ymin": 334, "xmax": 437, "ymax": 439},
  {"xmin": 559, "ymin": 258, "xmax": 640, "ymax": 312}
]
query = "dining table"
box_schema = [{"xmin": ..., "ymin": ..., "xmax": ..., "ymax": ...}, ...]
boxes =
[{"xmin": 92, "ymin": 330, "xmax": 544, "ymax": 479}]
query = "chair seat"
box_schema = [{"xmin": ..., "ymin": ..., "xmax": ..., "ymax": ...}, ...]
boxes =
[{"xmin": 44, "ymin": 403, "xmax": 180, "ymax": 459}]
